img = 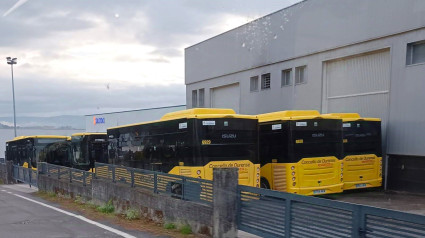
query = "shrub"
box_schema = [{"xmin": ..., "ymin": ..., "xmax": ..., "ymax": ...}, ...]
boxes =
[
  {"xmin": 164, "ymin": 223, "xmax": 176, "ymax": 230},
  {"xmin": 180, "ymin": 224, "xmax": 192, "ymax": 235},
  {"xmin": 96, "ymin": 200, "xmax": 115, "ymax": 214},
  {"xmin": 47, "ymin": 191, "xmax": 56, "ymax": 197},
  {"xmin": 125, "ymin": 208, "xmax": 140, "ymax": 220}
]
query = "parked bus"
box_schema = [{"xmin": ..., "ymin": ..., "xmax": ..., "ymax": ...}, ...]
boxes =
[
  {"xmin": 5, "ymin": 135, "xmax": 70, "ymax": 169},
  {"xmin": 258, "ymin": 111, "xmax": 344, "ymax": 195},
  {"xmin": 107, "ymin": 108, "xmax": 260, "ymax": 187},
  {"xmin": 40, "ymin": 132, "xmax": 109, "ymax": 171},
  {"xmin": 323, "ymin": 113, "xmax": 382, "ymax": 190},
  {"xmin": 70, "ymin": 133, "xmax": 109, "ymax": 170}
]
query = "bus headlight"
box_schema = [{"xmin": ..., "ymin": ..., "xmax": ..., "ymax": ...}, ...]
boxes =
[
  {"xmin": 340, "ymin": 173, "xmax": 343, "ymax": 177},
  {"xmin": 256, "ymin": 184, "xmax": 260, "ymax": 187},
  {"xmin": 292, "ymin": 177, "xmax": 296, "ymax": 181},
  {"xmin": 291, "ymin": 166, "xmax": 295, "ymax": 170},
  {"xmin": 341, "ymin": 163, "xmax": 344, "ymax": 167},
  {"xmin": 291, "ymin": 172, "xmax": 295, "ymax": 176},
  {"xmin": 196, "ymin": 170, "xmax": 201, "ymax": 175},
  {"xmin": 257, "ymin": 173, "xmax": 260, "ymax": 177},
  {"xmin": 292, "ymin": 182, "xmax": 296, "ymax": 186},
  {"xmin": 256, "ymin": 179, "xmax": 259, "ymax": 183},
  {"xmin": 257, "ymin": 167, "xmax": 260, "ymax": 172}
]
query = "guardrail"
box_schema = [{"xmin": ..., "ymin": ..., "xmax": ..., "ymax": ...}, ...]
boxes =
[
  {"xmin": 38, "ymin": 162, "xmax": 94, "ymax": 187},
  {"xmin": 238, "ymin": 185, "xmax": 425, "ymax": 238},
  {"xmin": 95, "ymin": 162, "xmax": 213, "ymax": 205},
  {"xmin": 13, "ymin": 165, "xmax": 37, "ymax": 187},
  {"xmin": 0, "ymin": 158, "xmax": 5, "ymax": 164}
]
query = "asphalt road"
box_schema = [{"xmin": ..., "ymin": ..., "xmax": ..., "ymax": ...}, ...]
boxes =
[{"xmin": 0, "ymin": 184, "xmax": 155, "ymax": 238}]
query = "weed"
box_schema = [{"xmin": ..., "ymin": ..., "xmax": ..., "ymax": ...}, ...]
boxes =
[
  {"xmin": 164, "ymin": 223, "xmax": 176, "ymax": 230},
  {"xmin": 47, "ymin": 191, "xmax": 57, "ymax": 197},
  {"xmin": 180, "ymin": 224, "xmax": 192, "ymax": 235},
  {"xmin": 86, "ymin": 200, "xmax": 98, "ymax": 209},
  {"xmin": 74, "ymin": 196, "xmax": 85, "ymax": 205},
  {"xmin": 125, "ymin": 208, "xmax": 140, "ymax": 220},
  {"xmin": 96, "ymin": 200, "xmax": 115, "ymax": 214}
]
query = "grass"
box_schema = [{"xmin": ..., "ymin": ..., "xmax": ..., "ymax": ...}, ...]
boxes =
[
  {"xmin": 47, "ymin": 191, "xmax": 57, "ymax": 198},
  {"xmin": 125, "ymin": 208, "xmax": 140, "ymax": 220},
  {"xmin": 164, "ymin": 223, "xmax": 176, "ymax": 230},
  {"xmin": 96, "ymin": 200, "xmax": 115, "ymax": 214},
  {"xmin": 180, "ymin": 224, "xmax": 192, "ymax": 235}
]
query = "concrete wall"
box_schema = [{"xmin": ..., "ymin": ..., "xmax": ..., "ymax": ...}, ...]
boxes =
[
  {"xmin": 38, "ymin": 168, "xmax": 242, "ymax": 236},
  {"xmin": 0, "ymin": 161, "xmax": 15, "ymax": 184},
  {"xmin": 85, "ymin": 105, "xmax": 186, "ymax": 132}
]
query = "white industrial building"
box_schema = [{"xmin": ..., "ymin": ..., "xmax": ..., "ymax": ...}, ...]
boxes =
[
  {"xmin": 185, "ymin": 0, "xmax": 425, "ymax": 192},
  {"xmin": 85, "ymin": 105, "xmax": 186, "ymax": 133}
]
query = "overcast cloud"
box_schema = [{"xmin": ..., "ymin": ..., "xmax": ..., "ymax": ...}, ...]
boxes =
[{"xmin": 0, "ymin": 0, "xmax": 301, "ymax": 117}]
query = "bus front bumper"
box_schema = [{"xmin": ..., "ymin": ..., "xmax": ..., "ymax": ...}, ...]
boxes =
[
  {"xmin": 343, "ymin": 178, "xmax": 382, "ymax": 190},
  {"xmin": 287, "ymin": 183, "xmax": 344, "ymax": 196}
]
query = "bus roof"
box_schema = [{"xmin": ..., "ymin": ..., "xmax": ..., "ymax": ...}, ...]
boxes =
[
  {"xmin": 7, "ymin": 135, "xmax": 70, "ymax": 143},
  {"xmin": 258, "ymin": 110, "xmax": 339, "ymax": 123},
  {"xmin": 71, "ymin": 132, "xmax": 107, "ymax": 137},
  {"xmin": 108, "ymin": 108, "xmax": 257, "ymax": 130},
  {"xmin": 323, "ymin": 113, "xmax": 381, "ymax": 122}
]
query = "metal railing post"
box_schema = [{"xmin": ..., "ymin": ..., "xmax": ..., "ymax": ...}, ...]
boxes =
[
  {"xmin": 112, "ymin": 166, "xmax": 115, "ymax": 183},
  {"xmin": 69, "ymin": 169, "xmax": 72, "ymax": 183},
  {"xmin": 28, "ymin": 168, "xmax": 32, "ymax": 188},
  {"xmin": 58, "ymin": 167, "xmax": 60, "ymax": 180},
  {"xmin": 131, "ymin": 169, "xmax": 135, "ymax": 188},
  {"xmin": 285, "ymin": 198, "xmax": 292, "ymax": 238},
  {"xmin": 154, "ymin": 173, "xmax": 158, "ymax": 193},
  {"xmin": 182, "ymin": 177, "xmax": 186, "ymax": 200},
  {"xmin": 83, "ymin": 171, "xmax": 86, "ymax": 186}
]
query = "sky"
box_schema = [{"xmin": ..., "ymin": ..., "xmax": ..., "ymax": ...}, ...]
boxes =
[{"xmin": 0, "ymin": 0, "xmax": 301, "ymax": 117}]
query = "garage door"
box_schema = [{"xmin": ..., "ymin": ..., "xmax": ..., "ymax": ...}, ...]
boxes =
[
  {"xmin": 322, "ymin": 49, "xmax": 391, "ymax": 142},
  {"xmin": 211, "ymin": 83, "xmax": 240, "ymax": 113}
]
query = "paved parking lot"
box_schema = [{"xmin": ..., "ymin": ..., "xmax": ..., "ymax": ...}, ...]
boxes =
[{"xmin": 325, "ymin": 189, "xmax": 425, "ymax": 215}]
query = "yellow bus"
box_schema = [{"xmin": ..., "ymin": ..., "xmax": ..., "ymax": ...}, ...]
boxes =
[
  {"xmin": 258, "ymin": 111, "xmax": 344, "ymax": 195},
  {"xmin": 5, "ymin": 135, "xmax": 70, "ymax": 169},
  {"xmin": 70, "ymin": 133, "xmax": 109, "ymax": 170},
  {"xmin": 324, "ymin": 113, "xmax": 382, "ymax": 190},
  {"xmin": 107, "ymin": 108, "xmax": 260, "ymax": 187}
]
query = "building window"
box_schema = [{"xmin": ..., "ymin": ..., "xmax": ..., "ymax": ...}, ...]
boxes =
[
  {"xmin": 198, "ymin": 88, "xmax": 205, "ymax": 107},
  {"xmin": 261, "ymin": 73, "xmax": 271, "ymax": 90},
  {"xmin": 407, "ymin": 41, "xmax": 425, "ymax": 65},
  {"xmin": 295, "ymin": 66, "xmax": 307, "ymax": 84},
  {"xmin": 192, "ymin": 90, "xmax": 198, "ymax": 107},
  {"xmin": 250, "ymin": 76, "xmax": 259, "ymax": 92},
  {"xmin": 281, "ymin": 69, "xmax": 292, "ymax": 87}
]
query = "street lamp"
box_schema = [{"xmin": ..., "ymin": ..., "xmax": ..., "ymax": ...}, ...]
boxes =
[{"xmin": 6, "ymin": 57, "xmax": 17, "ymax": 137}]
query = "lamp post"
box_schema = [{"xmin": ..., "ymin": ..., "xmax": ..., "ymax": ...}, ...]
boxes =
[{"xmin": 6, "ymin": 57, "xmax": 17, "ymax": 137}]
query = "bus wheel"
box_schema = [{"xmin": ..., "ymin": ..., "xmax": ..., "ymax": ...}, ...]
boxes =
[{"xmin": 260, "ymin": 178, "xmax": 270, "ymax": 189}]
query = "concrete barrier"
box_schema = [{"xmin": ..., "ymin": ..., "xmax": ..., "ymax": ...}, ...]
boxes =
[
  {"xmin": 0, "ymin": 161, "xmax": 15, "ymax": 184},
  {"xmin": 38, "ymin": 168, "xmax": 241, "ymax": 237}
]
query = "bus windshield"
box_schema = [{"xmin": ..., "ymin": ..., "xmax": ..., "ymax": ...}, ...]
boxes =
[
  {"xmin": 342, "ymin": 121, "xmax": 381, "ymax": 157},
  {"xmin": 289, "ymin": 119, "xmax": 343, "ymax": 162},
  {"xmin": 33, "ymin": 138, "xmax": 69, "ymax": 167},
  {"xmin": 71, "ymin": 136, "xmax": 90, "ymax": 166},
  {"xmin": 198, "ymin": 118, "xmax": 258, "ymax": 165}
]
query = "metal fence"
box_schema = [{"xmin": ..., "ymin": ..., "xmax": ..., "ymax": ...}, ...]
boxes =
[
  {"xmin": 238, "ymin": 185, "xmax": 425, "ymax": 238},
  {"xmin": 13, "ymin": 165, "xmax": 37, "ymax": 187},
  {"xmin": 0, "ymin": 158, "xmax": 5, "ymax": 164},
  {"xmin": 38, "ymin": 162, "xmax": 94, "ymax": 187},
  {"xmin": 95, "ymin": 163, "xmax": 213, "ymax": 205}
]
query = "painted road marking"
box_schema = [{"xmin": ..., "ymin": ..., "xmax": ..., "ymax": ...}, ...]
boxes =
[
  {"xmin": 1, "ymin": 190, "xmax": 6, "ymax": 192},
  {"xmin": 7, "ymin": 192, "xmax": 12, "ymax": 194},
  {"xmin": 12, "ymin": 193, "xmax": 137, "ymax": 238}
]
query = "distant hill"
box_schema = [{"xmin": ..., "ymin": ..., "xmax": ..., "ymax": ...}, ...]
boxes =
[{"xmin": 0, "ymin": 115, "xmax": 85, "ymax": 130}]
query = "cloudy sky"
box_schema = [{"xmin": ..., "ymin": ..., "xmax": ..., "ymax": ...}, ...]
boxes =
[{"xmin": 0, "ymin": 0, "xmax": 301, "ymax": 117}]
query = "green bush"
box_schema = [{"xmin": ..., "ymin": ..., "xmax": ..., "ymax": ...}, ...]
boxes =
[
  {"xmin": 47, "ymin": 191, "xmax": 56, "ymax": 197},
  {"xmin": 125, "ymin": 208, "xmax": 140, "ymax": 220},
  {"xmin": 164, "ymin": 223, "xmax": 176, "ymax": 230},
  {"xmin": 96, "ymin": 200, "xmax": 115, "ymax": 214},
  {"xmin": 180, "ymin": 224, "xmax": 192, "ymax": 235}
]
